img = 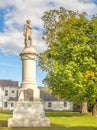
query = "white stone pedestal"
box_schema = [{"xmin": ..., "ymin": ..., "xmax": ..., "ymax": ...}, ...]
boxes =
[
  {"xmin": 8, "ymin": 46, "xmax": 50, "ymax": 127},
  {"xmin": 8, "ymin": 101, "xmax": 50, "ymax": 127}
]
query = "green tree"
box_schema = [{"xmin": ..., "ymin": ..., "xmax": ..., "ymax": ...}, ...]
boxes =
[{"xmin": 39, "ymin": 8, "xmax": 97, "ymax": 116}]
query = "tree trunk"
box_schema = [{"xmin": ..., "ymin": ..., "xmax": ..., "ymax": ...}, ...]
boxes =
[
  {"xmin": 92, "ymin": 102, "xmax": 97, "ymax": 117},
  {"xmin": 81, "ymin": 101, "xmax": 88, "ymax": 114}
]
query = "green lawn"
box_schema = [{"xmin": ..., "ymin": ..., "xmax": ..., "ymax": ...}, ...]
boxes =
[{"xmin": 0, "ymin": 111, "xmax": 97, "ymax": 130}]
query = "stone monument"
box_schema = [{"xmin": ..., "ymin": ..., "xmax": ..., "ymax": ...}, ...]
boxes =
[{"xmin": 8, "ymin": 20, "xmax": 50, "ymax": 127}]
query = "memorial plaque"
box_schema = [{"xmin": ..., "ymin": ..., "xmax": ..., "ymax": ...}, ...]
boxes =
[{"xmin": 24, "ymin": 89, "xmax": 33, "ymax": 101}]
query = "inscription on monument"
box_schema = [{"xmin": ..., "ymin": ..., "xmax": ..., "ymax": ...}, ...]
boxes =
[{"xmin": 24, "ymin": 89, "xmax": 33, "ymax": 101}]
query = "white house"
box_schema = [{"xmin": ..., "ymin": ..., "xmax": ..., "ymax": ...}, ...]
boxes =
[
  {"xmin": 0, "ymin": 80, "xmax": 18, "ymax": 110},
  {"xmin": 39, "ymin": 87, "xmax": 73, "ymax": 111},
  {"xmin": 0, "ymin": 80, "xmax": 73, "ymax": 111}
]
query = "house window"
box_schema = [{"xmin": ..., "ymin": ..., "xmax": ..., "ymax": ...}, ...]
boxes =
[
  {"xmin": 64, "ymin": 102, "xmax": 67, "ymax": 107},
  {"xmin": 11, "ymin": 90, "xmax": 14, "ymax": 93},
  {"xmin": 48, "ymin": 102, "xmax": 52, "ymax": 108},
  {"xmin": 5, "ymin": 90, "xmax": 8, "ymax": 96},
  {"xmin": 4, "ymin": 102, "xmax": 8, "ymax": 107},
  {"xmin": 11, "ymin": 103, "xmax": 14, "ymax": 107}
]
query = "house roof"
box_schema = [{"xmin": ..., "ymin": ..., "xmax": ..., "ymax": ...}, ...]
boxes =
[
  {"xmin": 40, "ymin": 90, "xmax": 61, "ymax": 101},
  {"xmin": 39, "ymin": 86, "xmax": 60, "ymax": 101},
  {"xmin": 0, "ymin": 80, "xmax": 18, "ymax": 87},
  {"xmin": 39, "ymin": 86, "xmax": 50, "ymax": 92}
]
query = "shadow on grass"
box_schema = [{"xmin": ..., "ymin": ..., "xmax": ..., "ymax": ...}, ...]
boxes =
[
  {"xmin": 0, "ymin": 123, "xmax": 97, "ymax": 130},
  {"xmin": 0, "ymin": 110, "xmax": 13, "ymax": 115},
  {"xmin": 46, "ymin": 111, "xmax": 87, "ymax": 117},
  {"xmin": 0, "ymin": 124, "xmax": 66, "ymax": 130},
  {"xmin": 65, "ymin": 126, "xmax": 97, "ymax": 130},
  {"xmin": 0, "ymin": 120, "xmax": 7, "ymax": 127}
]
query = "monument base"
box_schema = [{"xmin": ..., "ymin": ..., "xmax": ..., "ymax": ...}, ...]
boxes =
[{"xmin": 8, "ymin": 101, "xmax": 50, "ymax": 127}]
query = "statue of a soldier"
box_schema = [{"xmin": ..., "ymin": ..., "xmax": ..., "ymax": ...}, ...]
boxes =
[{"xmin": 23, "ymin": 20, "xmax": 32, "ymax": 47}]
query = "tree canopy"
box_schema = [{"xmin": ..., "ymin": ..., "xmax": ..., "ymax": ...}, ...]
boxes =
[{"xmin": 39, "ymin": 7, "xmax": 97, "ymax": 107}]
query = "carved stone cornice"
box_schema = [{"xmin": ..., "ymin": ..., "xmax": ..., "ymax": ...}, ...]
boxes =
[{"xmin": 20, "ymin": 46, "xmax": 38, "ymax": 60}]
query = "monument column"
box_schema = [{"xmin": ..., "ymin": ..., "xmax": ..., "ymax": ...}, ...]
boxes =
[
  {"xmin": 8, "ymin": 19, "xmax": 50, "ymax": 127},
  {"xmin": 21, "ymin": 47, "xmax": 38, "ymax": 84},
  {"xmin": 18, "ymin": 46, "xmax": 40, "ymax": 101}
]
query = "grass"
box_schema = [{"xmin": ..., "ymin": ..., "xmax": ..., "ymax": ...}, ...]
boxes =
[
  {"xmin": 46, "ymin": 111, "xmax": 97, "ymax": 127},
  {"xmin": 0, "ymin": 111, "xmax": 97, "ymax": 130}
]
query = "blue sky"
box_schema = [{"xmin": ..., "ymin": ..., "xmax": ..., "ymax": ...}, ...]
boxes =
[
  {"xmin": 0, "ymin": 51, "xmax": 47, "ymax": 86},
  {"xmin": 0, "ymin": 0, "xmax": 97, "ymax": 86}
]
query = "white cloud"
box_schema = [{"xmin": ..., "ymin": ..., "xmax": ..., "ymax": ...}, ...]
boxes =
[
  {"xmin": 0, "ymin": 31, "xmax": 23, "ymax": 55},
  {"xmin": 0, "ymin": 0, "xmax": 97, "ymax": 55}
]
